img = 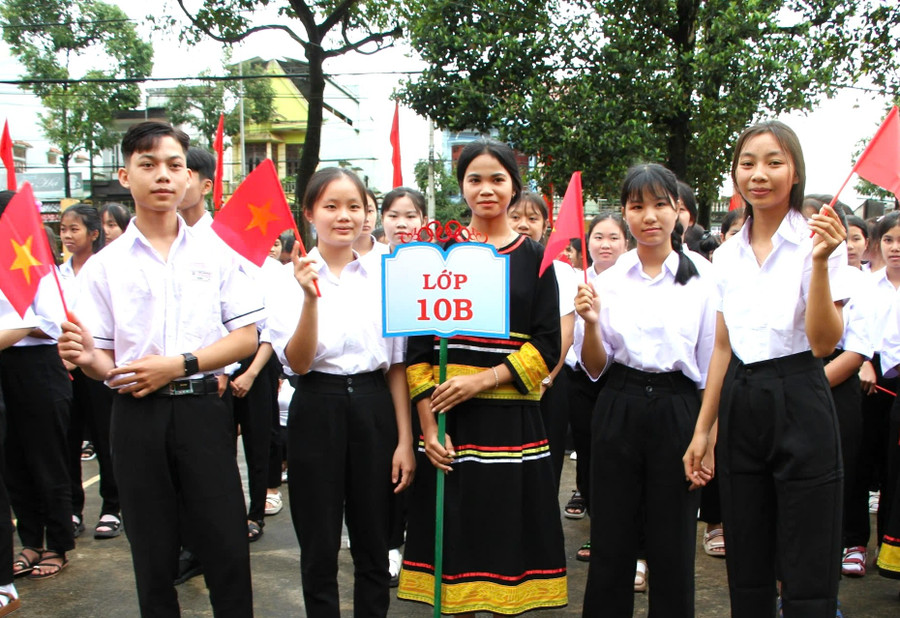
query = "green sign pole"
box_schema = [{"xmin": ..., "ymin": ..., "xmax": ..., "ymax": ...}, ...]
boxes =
[{"xmin": 433, "ymin": 337, "xmax": 448, "ymax": 618}]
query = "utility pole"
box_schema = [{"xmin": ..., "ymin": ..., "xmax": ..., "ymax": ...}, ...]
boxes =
[
  {"xmin": 239, "ymin": 61, "xmax": 246, "ymax": 178},
  {"xmin": 427, "ymin": 119, "xmax": 435, "ymax": 220}
]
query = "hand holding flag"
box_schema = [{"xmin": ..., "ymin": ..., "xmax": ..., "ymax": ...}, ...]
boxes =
[{"xmin": 211, "ymin": 159, "xmax": 320, "ymax": 296}]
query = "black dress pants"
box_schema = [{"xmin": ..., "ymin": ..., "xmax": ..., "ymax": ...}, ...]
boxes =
[
  {"xmin": 0, "ymin": 345, "xmax": 73, "ymax": 553},
  {"xmin": 231, "ymin": 353, "xmax": 280, "ymax": 525},
  {"xmin": 564, "ymin": 365, "xmax": 604, "ymax": 514},
  {"xmin": 68, "ymin": 368, "xmax": 119, "ymax": 519},
  {"xmin": 112, "ymin": 392, "xmax": 252, "ymax": 618},
  {"xmin": 288, "ymin": 370, "xmax": 396, "ymax": 618},
  {"xmin": 583, "ymin": 365, "xmax": 700, "ymax": 618},
  {"xmin": 718, "ymin": 352, "xmax": 842, "ymax": 618}
]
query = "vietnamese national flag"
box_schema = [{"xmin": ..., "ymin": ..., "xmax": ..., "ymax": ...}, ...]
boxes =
[
  {"xmin": 213, "ymin": 113, "xmax": 225, "ymax": 212},
  {"xmin": 539, "ymin": 171, "xmax": 585, "ymax": 277},
  {"xmin": 0, "ymin": 183, "xmax": 54, "ymax": 317},
  {"xmin": 1, "ymin": 121, "xmax": 16, "ymax": 192},
  {"xmin": 853, "ymin": 106, "xmax": 900, "ymax": 201},
  {"xmin": 390, "ymin": 101, "xmax": 402, "ymax": 188},
  {"xmin": 211, "ymin": 159, "xmax": 295, "ymax": 266}
]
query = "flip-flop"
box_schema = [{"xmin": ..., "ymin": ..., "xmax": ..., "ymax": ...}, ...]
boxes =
[
  {"xmin": 703, "ymin": 528, "xmax": 726, "ymax": 557},
  {"xmin": 0, "ymin": 590, "xmax": 21, "ymax": 617},
  {"xmin": 27, "ymin": 552, "xmax": 68, "ymax": 580},
  {"xmin": 12, "ymin": 547, "xmax": 42, "ymax": 578},
  {"xmin": 575, "ymin": 540, "xmax": 591, "ymax": 562}
]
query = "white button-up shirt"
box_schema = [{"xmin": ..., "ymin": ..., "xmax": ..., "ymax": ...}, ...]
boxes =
[
  {"xmin": 14, "ymin": 269, "xmax": 66, "ymax": 347},
  {"xmin": 74, "ymin": 216, "xmax": 265, "ymax": 376},
  {"xmin": 267, "ymin": 247, "xmax": 404, "ymax": 376},
  {"xmin": 574, "ymin": 249, "xmax": 717, "ymax": 388},
  {"xmin": 714, "ymin": 209, "xmax": 850, "ymax": 365},
  {"xmin": 0, "ymin": 290, "xmax": 36, "ymax": 331},
  {"xmin": 838, "ymin": 267, "xmax": 874, "ymax": 359}
]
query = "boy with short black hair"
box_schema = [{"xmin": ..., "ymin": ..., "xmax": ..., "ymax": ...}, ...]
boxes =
[{"xmin": 59, "ymin": 121, "xmax": 263, "ymax": 616}]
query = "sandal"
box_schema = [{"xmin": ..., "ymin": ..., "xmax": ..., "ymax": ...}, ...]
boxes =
[
  {"xmin": 575, "ymin": 540, "xmax": 591, "ymax": 562},
  {"xmin": 248, "ymin": 521, "xmax": 263, "ymax": 543},
  {"xmin": 94, "ymin": 514, "xmax": 122, "ymax": 539},
  {"xmin": 634, "ymin": 559, "xmax": 648, "ymax": 593},
  {"xmin": 0, "ymin": 590, "xmax": 21, "ymax": 617},
  {"xmin": 841, "ymin": 546, "xmax": 866, "ymax": 577},
  {"xmin": 28, "ymin": 551, "xmax": 68, "ymax": 580},
  {"xmin": 12, "ymin": 548, "xmax": 42, "ymax": 578},
  {"xmin": 564, "ymin": 491, "xmax": 586, "ymax": 519},
  {"xmin": 703, "ymin": 527, "xmax": 726, "ymax": 557},
  {"xmin": 72, "ymin": 515, "xmax": 85, "ymax": 539}
]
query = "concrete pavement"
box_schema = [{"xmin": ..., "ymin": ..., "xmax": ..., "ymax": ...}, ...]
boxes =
[{"xmin": 14, "ymin": 452, "xmax": 900, "ymax": 616}]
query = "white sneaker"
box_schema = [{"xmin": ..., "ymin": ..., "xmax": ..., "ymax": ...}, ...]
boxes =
[
  {"xmin": 265, "ymin": 491, "xmax": 283, "ymax": 516},
  {"xmin": 869, "ymin": 491, "xmax": 880, "ymax": 514},
  {"xmin": 570, "ymin": 451, "xmax": 578, "ymax": 461},
  {"xmin": 388, "ymin": 548, "xmax": 402, "ymax": 587}
]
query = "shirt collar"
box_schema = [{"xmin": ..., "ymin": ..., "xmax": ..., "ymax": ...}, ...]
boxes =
[
  {"xmin": 123, "ymin": 214, "xmax": 189, "ymax": 258},
  {"xmin": 619, "ymin": 248, "xmax": 680, "ymax": 280},
  {"xmin": 307, "ymin": 247, "xmax": 368, "ymax": 278}
]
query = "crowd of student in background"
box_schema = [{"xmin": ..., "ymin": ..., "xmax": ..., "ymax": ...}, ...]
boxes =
[{"xmin": 1, "ymin": 118, "xmax": 900, "ymax": 618}]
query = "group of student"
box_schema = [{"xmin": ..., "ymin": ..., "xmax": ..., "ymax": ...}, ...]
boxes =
[{"xmin": 0, "ymin": 116, "xmax": 898, "ymax": 618}]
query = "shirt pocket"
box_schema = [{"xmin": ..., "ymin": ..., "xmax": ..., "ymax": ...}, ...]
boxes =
[{"xmin": 177, "ymin": 265, "xmax": 220, "ymax": 348}]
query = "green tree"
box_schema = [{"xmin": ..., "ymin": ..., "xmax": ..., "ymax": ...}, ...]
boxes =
[
  {"xmin": 161, "ymin": 59, "xmax": 275, "ymax": 150},
  {"xmin": 401, "ymin": 0, "xmax": 899, "ymax": 227},
  {"xmin": 413, "ymin": 156, "xmax": 468, "ymax": 223},
  {"xmin": 0, "ymin": 0, "xmax": 153, "ymax": 197},
  {"xmin": 159, "ymin": 0, "xmax": 401, "ymax": 241}
]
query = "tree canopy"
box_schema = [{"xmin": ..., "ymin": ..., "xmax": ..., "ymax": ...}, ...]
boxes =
[
  {"xmin": 400, "ymin": 0, "xmax": 900, "ymax": 226},
  {"xmin": 1, "ymin": 0, "xmax": 153, "ymax": 196},
  {"xmin": 160, "ymin": 0, "xmax": 402, "ymax": 238},
  {"xmin": 161, "ymin": 56, "xmax": 275, "ymax": 150}
]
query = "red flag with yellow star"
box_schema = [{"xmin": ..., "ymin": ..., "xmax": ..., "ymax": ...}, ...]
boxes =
[
  {"xmin": 0, "ymin": 183, "xmax": 54, "ymax": 317},
  {"xmin": 211, "ymin": 158, "xmax": 295, "ymax": 266}
]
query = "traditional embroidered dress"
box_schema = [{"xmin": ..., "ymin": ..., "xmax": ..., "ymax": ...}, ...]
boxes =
[{"xmin": 398, "ymin": 235, "xmax": 567, "ymax": 614}]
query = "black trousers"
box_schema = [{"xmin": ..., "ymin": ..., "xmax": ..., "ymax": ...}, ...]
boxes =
[
  {"xmin": 828, "ymin": 363, "xmax": 864, "ymax": 548},
  {"xmin": 0, "ymin": 380, "xmax": 14, "ymax": 584},
  {"xmin": 539, "ymin": 367, "xmax": 571, "ymax": 493},
  {"xmin": 564, "ymin": 365, "xmax": 604, "ymax": 514},
  {"xmin": 583, "ymin": 365, "xmax": 700, "ymax": 618},
  {"xmin": 68, "ymin": 368, "xmax": 119, "ymax": 519},
  {"xmin": 288, "ymin": 370, "xmax": 396, "ymax": 618},
  {"xmin": 718, "ymin": 352, "xmax": 842, "ymax": 618},
  {"xmin": 231, "ymin": 353, "xmax": 280, "ymax": 525},
  {"xmin": 854, "ymin": 353, "xmax": 897, "ymax": 545},
  {"xmin": 112, "ymin": 392, "xmax": 252, "ymax": 618},
  {"xmin": 0, "ymin": 345, "xmax": 74, "ymax": 553}
]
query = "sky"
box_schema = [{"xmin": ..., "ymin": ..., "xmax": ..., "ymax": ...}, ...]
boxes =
[{"xmin": 0, "ymin": 3, "xmax": 892, "ymax": 207}]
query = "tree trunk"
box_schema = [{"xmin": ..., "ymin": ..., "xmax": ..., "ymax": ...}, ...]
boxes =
[
  {"xmin": 293, "ymin": 45, "xmax": 326, "ymax": 251},
  {"xmin": 62, "ymin": 152, "xmax": 72, "ymax": 199}
]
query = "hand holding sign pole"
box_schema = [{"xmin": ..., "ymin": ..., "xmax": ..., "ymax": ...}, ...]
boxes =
[{"xmin": 383, "ymin": 240, "xmax": 509, "ymax": 616}]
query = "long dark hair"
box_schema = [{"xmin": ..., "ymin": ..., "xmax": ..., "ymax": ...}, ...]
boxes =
[
  {"xmin": 302, "ymin": 167, "xmax": 367, "ymax": 215},
  {"xmin": 62, "ymin": 204, "xmax": 104, "ymax": 254},
  {"xmin": 620, "ymin": 163, "xmax": 699, "ymax": 285},
  {"xmin": 456, "ymin": 138, "xmax": 523, "ymax": 207},
  {"xmin": 100, "ymin": 203, "xmax": 130, "ymax": 232},
  {"xmin": 731, "ymin": 121, "xmax": 805, "ymax": 219}
]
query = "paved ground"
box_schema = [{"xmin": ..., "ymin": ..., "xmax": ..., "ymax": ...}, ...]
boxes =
[{"xmin": 14, "ymin": 452, "xmax": 900, "ymax": 616}]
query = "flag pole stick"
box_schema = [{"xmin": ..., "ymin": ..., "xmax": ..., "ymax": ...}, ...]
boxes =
[
  {"xmin": 433, "ymin": 337, "xmax": 448, "ymax": 617},
  {"xmin": 289, "ymin": 220, "xmax": 321, "ymax": 298}
]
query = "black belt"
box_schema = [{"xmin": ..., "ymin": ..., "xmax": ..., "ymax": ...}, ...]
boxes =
[{"xmin": 153, "ymin": 375, "xmax": 219, "ymax": 397}]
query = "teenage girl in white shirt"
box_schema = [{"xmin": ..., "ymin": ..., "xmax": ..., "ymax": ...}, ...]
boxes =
[
  {"xmin": 684, "ymin": 121, "xmax": 848, "ymax": 617},
  {"xmin": 575, "ymin": 163, "xmax": 716, "ymax": 616},
  {"xmin": 268, "ymin": 167, "xmax": 414, "ymax": 616}
]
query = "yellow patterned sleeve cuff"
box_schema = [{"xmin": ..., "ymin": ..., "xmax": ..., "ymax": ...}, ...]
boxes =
[
  {"xmin": 505, "ymin": 342, "xmax": 550, "ymax": 395},
  {"xmin": 407, "ymin": 362, "xmax": 436, "ymax": 403}
]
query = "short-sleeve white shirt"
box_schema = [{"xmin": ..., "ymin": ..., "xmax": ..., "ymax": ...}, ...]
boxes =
[
  {"xmin": 74, "ymin": 216, "xmax": 265, "ymax": 376},
  {"xmin": 713, "ymin": 210, "xmax": 850, "ymax": 364},
  {"xmin": 13, "ymin": 270, "xmax": 66, "ymax": 347},
  {"xmin": 267, "ymin": 247, "xmax": 404, "ymax": 376},
  {"xmin": 574, "ymin": 249, "xmax": 717, "ymax": 388}
]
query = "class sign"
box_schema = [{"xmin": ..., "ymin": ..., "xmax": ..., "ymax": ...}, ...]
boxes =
[{"xmin": 381, "ymin": 242, "xmax": 510, "ymax": 338}]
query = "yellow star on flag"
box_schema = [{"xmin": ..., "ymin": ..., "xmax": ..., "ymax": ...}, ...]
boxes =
[
  {"xmin": 244, "ymin": 201, "xmax": 280, "ymax": 236},
  {"xmin": 9, "ymin": 236, "xmax": 43, "ymax": 285}
]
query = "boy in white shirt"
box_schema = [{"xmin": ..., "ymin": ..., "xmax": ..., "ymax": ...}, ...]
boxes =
[{"xmin": 59, "ymin": 121, "xmax": 263, "ymax": 616}]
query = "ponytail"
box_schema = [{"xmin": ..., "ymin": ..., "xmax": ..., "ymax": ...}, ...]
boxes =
[{"xmin": 671, "ymin": 219, "xmax": 699, "ymax": 285}]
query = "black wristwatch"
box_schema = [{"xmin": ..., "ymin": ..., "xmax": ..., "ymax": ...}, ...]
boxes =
[{"xmin": 181, "ymin": 352, "xmax": 200, "ymax": 377}]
